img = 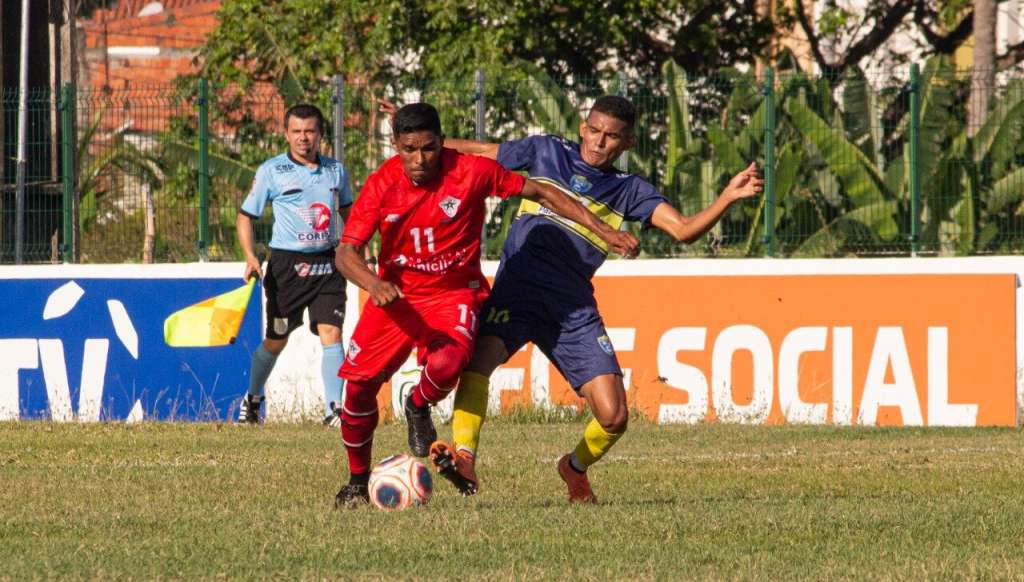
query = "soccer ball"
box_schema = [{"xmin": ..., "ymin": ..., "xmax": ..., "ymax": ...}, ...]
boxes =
[{"xmin": 368, "ymin": 454, "xmax": 433, "ymax": 510}]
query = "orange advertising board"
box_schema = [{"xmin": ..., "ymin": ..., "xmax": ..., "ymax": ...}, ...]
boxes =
[{"xmin": 366, "ymin": 274, "xmax": 1018, "ymax": 427}]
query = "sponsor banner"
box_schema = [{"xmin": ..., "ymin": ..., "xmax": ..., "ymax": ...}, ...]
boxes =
[
  {"xmin": 367, "ymin": 272, "xmax": 1017, "ymax": 427},
  {"xmin": 5, "ymin": 260, "xmax": 1018, "ymax": 426},
  {"xmin": 0, "ymin": 274, "xmax": 261, "ymax": 421}
]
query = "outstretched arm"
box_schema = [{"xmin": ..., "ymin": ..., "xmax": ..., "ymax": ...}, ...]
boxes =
[
  {"xmin": 379, "ymin": 97, "xmax": 499, "ymax": 159},
  {"xmin": 519, "ymin": 179, "xmax": 640, "ymax": 257},
  {"xmin": 445, "ymin": 138, "xmax": 500, "ymax": 160},
  {"xmin": 651, "ymin": 162, "xmax": 763, "ymax": 244}
]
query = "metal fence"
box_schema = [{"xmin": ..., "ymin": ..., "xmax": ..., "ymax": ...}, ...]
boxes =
[{"xmin": 4, "ymin": 61, "xmax": 1024, "ymax": 263}]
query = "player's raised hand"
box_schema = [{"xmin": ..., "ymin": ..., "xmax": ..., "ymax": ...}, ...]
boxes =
[
  {"xmin": 604, "ymin": 230, "xmax": 640, "ymax": 258},
  {"xmin": 723, "ymin": 162, "xmax": 763, "ymax": 202},
  {"xmin": 369, "ymin": 279, "xmax": 404, "ymax": 306},
  {"xmin": 378, "ymin": 97, "xmax": 398, "ymax": 123}
]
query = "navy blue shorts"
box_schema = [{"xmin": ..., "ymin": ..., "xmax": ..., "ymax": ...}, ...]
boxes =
[{"xmin": 478, "ymin": 277, "xmax": 621, "ymax": 391}]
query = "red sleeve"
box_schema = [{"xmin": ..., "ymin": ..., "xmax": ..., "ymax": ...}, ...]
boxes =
[
  {"xmin": 341, "ymin": 173, "xmax": 381, "ymax": 245},
  {"xmin": 476, "ymin": 156, "xmax": 526, "ymax": 200}
]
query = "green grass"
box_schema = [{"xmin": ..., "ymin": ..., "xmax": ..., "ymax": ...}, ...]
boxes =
[{"xmin": 1, "ymin": 420, "xmax": 1023, "ymax": 580}]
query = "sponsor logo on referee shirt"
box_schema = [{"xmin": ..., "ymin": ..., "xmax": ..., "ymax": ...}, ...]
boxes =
[
  {"xmin": 296, "ymin": 202, "xmax": 332, "ymax": 232},
  {"xmin": 295, "ymin": 203, "xmax": 334, "ymax": 243}
]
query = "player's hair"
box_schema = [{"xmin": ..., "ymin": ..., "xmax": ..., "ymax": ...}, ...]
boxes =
[
  {"xmin": 284, "ymin": 103, "xmax": 326, "ymax": 134},
  {"xmin": 393, "ymin": 103, "xmax": 443, "ymax": 138},
  {"xmin": 590, "ymin": 95, "xmax": 637, "ymax": 132}
]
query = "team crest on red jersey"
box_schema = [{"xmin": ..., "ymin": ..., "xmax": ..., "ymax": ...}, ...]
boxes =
[{"xmin": 439, "ymin": 196, "xmax": 461, "ymax": 218}]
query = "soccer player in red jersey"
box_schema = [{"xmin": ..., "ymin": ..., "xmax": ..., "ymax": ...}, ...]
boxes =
[{"xmin": 332, "ymin": 103, "xmax": 638, "ymax": 507}]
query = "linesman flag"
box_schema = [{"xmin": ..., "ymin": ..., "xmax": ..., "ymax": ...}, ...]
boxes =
[{"xmin": 163, "ymin": 279, "xmax": 256, "ymax": 347}]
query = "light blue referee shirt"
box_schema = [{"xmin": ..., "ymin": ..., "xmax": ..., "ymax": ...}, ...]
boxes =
[{"xmin": 240, "ymin": 152, "xmax": 353, "ymax": 253}]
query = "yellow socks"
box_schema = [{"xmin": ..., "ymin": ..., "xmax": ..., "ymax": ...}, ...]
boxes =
[
  {"xmin": 452, "ymin": 371, "xmax": 490, "ymax": 454},
  {"xmin": 453, "ymin": 371, "xmax": 623, "ymax": 472},
  {"xmin": 570, "ymin": 418, "xmax": 623, "ymax": 470}
]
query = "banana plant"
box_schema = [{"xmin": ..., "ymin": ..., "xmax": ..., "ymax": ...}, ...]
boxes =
[
  {"xmin": 934, "ymin": 69, "xmax": 1024, "ymax": 254},
  {"xmin": 76, "ymin": 107, "xmax": 163, "ymax": 231}
]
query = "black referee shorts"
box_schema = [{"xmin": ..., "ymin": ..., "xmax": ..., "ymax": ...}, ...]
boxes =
[{"xmin": 263, "ymin": 248, "xmax": 347, "ymax": 340}]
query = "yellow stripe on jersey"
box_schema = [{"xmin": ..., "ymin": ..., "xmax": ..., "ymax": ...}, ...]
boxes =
[{"xmin": 515, "ymin": 177, "xmax": 624, "ymax": 253}]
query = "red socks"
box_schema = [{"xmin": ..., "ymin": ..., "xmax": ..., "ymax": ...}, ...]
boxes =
[{"xmin": 340, "ymin": 380, "xmax": 381, "ymax": 475}]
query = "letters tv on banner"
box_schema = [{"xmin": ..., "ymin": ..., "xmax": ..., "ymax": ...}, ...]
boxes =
[
  {"xmin": 485, "ymin": 274, "xmax": 1017, "ymax": 427},
  {"xmin": 0, "ymin": 276, "xmax": 261, "ymax": 421}
]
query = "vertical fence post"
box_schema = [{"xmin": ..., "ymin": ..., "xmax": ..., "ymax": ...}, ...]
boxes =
[
  {"xmin": 474, "ymin": 69, "xmax": 486, "ymax": 141},
  {"xmin": 762, "ymin": 68, "xmax": 776, "ymax": 257},
  {"xmin": 332, "ymin": 74, "xmax": 345, "ymax": 239},
  {"xmin": 475, "ymin": 69, "xmax": 489, "ymax": 249},
  {"xmin": 14, "ymin": 0, "xmax": 30, "ymax": 264},
  {"xmin": 332, "ymin": 75, "xmax": 345, "ymax": 167},
  {"xmin": 197, "ymin": 78, "xmax": 210, "ymax": 261},
  {"xmin": 908, "ymin": 63, "xmax": 921, "ymax": 257},
  {"xmin": 60, "ymin": 83, "xmax": 75, "ymax": 263},
  {"xmin": 616, "ymin": 71, "xmax": 629, "ymax": 173}
]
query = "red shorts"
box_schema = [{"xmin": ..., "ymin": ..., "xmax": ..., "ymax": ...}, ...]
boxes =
[{"xmin": 339, "ymin": 288, "xmax": 486, "ymax": 383}]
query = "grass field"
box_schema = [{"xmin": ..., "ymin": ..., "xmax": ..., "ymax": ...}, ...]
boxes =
[{"xmin": 2, "ymin": 418, "xmax": 1023, "ymax": 580}]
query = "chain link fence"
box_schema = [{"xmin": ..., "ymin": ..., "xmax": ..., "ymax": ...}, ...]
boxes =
[{"xmin": 3, "ymin": 60, "xmax": 1023, "ymax": 264}]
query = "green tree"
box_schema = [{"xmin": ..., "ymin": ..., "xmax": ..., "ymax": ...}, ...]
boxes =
[{"xmin": 200, "ymin": 0, "xmax": 773, "ymax": 86}]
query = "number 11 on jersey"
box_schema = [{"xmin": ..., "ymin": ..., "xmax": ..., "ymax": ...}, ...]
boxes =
[{"xmin": 410, "ymin": 227, "xmax": 435, "ymax": 253}]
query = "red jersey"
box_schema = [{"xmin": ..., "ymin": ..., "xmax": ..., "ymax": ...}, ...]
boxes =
[{"xmin": 342, "ymin": 148, "xmax": 526, "ymax": 295}]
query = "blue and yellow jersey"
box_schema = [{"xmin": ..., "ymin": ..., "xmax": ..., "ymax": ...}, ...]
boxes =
[
  {"xmin": 496, "ymin": 135, "xmax": 666, "ymax": 291},
  {"xmin": 240, "ymin": 153, "xmax": 353, "ymax": 253}
]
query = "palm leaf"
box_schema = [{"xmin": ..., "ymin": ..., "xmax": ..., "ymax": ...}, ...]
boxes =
[
  {"xmin": 972, "ymin": 78, "xmax": 1024, "ymax": 179},
  {"xmin": 255, "ymin": 23, "xmax": 306, "ymax": 104},
  {"xmin": 736, "ymin": 98, "xmax": 768, "ymax": 161},
  {"xmin": 162, "ymin": 141, "xmax": 256, "ymax": 193},
  {"xmin": 707, "ymin": 124, "xmax": 745, "ymax": 176},
  {"xmin": 519, "ymin": 62, "xmax": 577, "ymax": 137},
  {"xmin": 773, "ymin": 142, "xmax": 803, "ymax": 213},
  {"xmin": 917, "ymin": 56, "xmax": 956, "ymax": 185},
  {"xmin": 922, "ymin": 134, "xmax": 968, "ymax": 245},
  {"xmin": 662, "ymin": 59, "xmax": 692, "ymax": 190},
  {"xmin": 787, "ymin": 100, "xmax": 888, "ymax": 207},
  {"xmin": 793, "ymin": 200, "xmax": 900, "ymax": 255},
  {"xmin": 984, "ymin": 166, "xmax": 1024, "ymax": 215},
  {"xmin": 841, "ymin": 66, "xmax": 884, "ymax": 170}
]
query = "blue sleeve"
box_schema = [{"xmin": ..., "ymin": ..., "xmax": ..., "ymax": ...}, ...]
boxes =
[
  {"xmin": 624, "ymin": 178, "xmax": 669, "ymax": 227},
  {"xmin": 240, "ymin": 163, "xmax": 275, "ymax": 217},
  {"xmin": 337, "ymin": 165, "xmax": 354, "ymax": 208},
  {"xmin": 496, "ymin": 135, "xmax": 549, "ymax": 172}
]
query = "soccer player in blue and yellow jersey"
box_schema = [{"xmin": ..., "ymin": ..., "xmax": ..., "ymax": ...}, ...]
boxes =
[
  {"xmin": 235, "ymin": 104, "xmax": 353, "ymax": 426},
  {"xmin": 332, "ymin": 103, "xmax": 638, "ymax": 507},
  {"xmin": 424, "ymin": 95, "xmax": 763, "ymax": 502}
]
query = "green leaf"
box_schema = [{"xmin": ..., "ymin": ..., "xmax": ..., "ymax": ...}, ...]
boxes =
[
  {"xmin": 663, "ymin": 60, "xmax": 692, "ymax": 190},
  {"xmin": 707, "ymin": 124, "xmax": 745, "ymax": 176},
  {"xmin": 793, "ymin": 200, "xmax": 899, "ymax": 256},
  {"xmin": 973, "ymin": 78, "xmax": 1024, "ymax": 179},
  {"xmin": 917, "ymin": 56, "xmax": 956, "ymax": 184},
  {"xmin": 162, "ymin": 141, "xmax": 257, "ymax": 194},
  {"xmin": 773, "ymin": 143, "xmax": 803, "ymax": 216},
  {"xmin": 984, "ymin": 166, "xmax": 1024, "ymax": 215},
  {"xmin": 787, "ymin": 100, "xmax": 888, "ymax": 207},
  {"xmin": 841, "ymin": 66, "xmax": 884, "ymax": 170},
  {"xmin": 518, "ymin": 61, "xmax": 577, "ymax": 136}
]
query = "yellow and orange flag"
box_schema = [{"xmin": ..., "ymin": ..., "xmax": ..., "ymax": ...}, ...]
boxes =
[{"xmin": 163, "ymin": 279, "xmax": 256, "ymax": 347}]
